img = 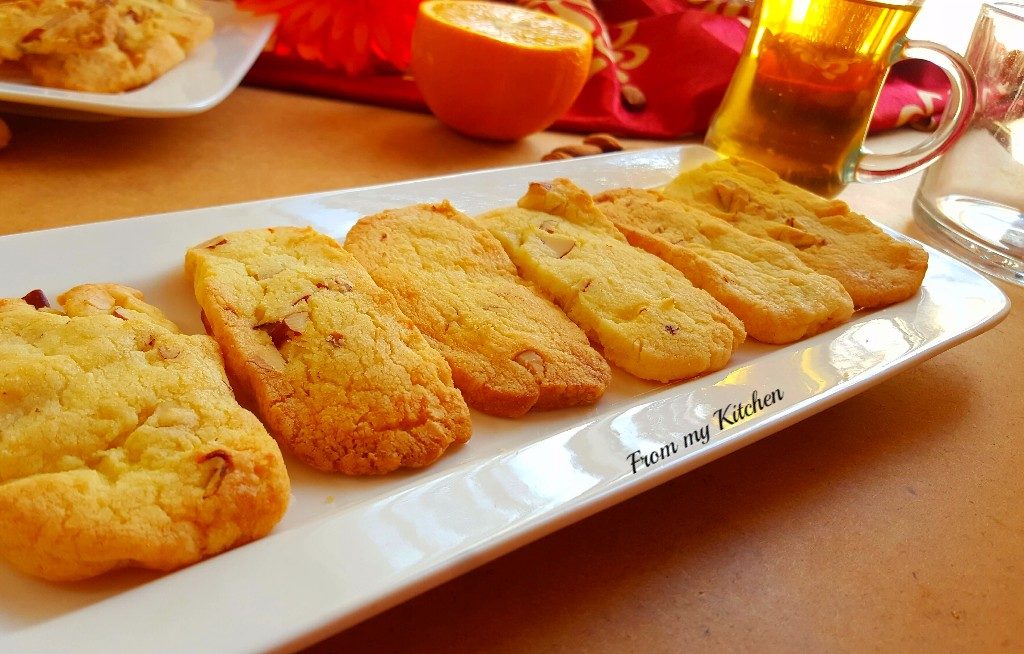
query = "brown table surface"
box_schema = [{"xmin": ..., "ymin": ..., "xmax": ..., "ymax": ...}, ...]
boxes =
[{"xmin": 2, "ymin": 88, "xmax": 1021, "ymax": 653}]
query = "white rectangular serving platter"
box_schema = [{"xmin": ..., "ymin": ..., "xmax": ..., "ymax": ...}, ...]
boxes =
[
  {"xmin": 0, "ymin": 146, "xmax": 1009, "ymax": 654},
  {"xmin": 0, "ymin": 2, "xmax": 275, "ymax": 120}
]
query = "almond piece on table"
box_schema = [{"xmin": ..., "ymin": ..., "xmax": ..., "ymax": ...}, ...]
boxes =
[
  {"xmin": 540, "ymin": 143, "xmax": 604, "ymax": 162},
  {"xmin": 553, "ymin": 144, "xmax": 603, "ymax": 158},
  {"xmin": 582, "ymin": 133, "xmax": 623, "ymax": 152},
  {"xmin": 541, "ymin": 150, "xmax": 574, "ymax": 162}
]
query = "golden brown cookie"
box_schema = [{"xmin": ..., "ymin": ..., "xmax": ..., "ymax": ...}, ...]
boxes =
[
  {"xmin": 185, "ymin": 226, "xmax": 472, "ymax": 475},
  {"xmin": 595, "ymin": 187, "xmax": 854, "ymax": 343},
  {"xmin": 662, "ymin": 157, "xmax": 928, "ymax": 309},
  {"xmin": 478, "ymin": 179, "xmax": 745, "ymax": 383},
  {"xmin": 0, "ymin": 0, "xmax": 214, "ymax": 92},
  {"xmin": 0, "ymin": 284, "xmax": 290, "ymax": 582},
  {"xmin": 345, "ymin": 201, "xmax": 611, "ymax": 417}
]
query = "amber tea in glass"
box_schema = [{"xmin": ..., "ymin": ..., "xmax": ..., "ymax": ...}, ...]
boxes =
[{"xmin": 705, "ymin": 0, "xmax": 976, "ymax": 197}]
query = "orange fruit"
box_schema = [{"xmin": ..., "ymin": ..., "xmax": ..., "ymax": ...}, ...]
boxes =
[{"xmin": 411, "ymin": 0, "xmax": 593, "ymax": 141}]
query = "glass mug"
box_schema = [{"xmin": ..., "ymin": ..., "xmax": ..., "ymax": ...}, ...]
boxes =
[
  {"xmin": 704, "ymin": 0, "xmax": 977, "ymax": 197},
  {"xmin": 914, "ymin": 2, "xmax": 1024, "ymax": 285}
]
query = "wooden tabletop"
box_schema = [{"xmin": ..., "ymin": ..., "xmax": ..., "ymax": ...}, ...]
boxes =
[{"xmin": 1, "ymin": 87, "xmax": 1021, "ymax": 653}]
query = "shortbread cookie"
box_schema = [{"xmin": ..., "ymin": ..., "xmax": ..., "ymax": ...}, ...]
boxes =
[
  {"xmin": 0, "ymin": 284, "xmax": 290, "ymax": 582},
  {"xmin": 0, "ymin": 0, "xmax": 214, "ymax": 92},
  {"xmin": 595, "ymin": 188, "xmax": 854, "ymax": 343},
  {"xmin": 662, "ymin": 158, "xmax": 928, "ymax": 309},
  {"xmin": 185, "ymin": 227, "xmax": 472, "ymax": 475},
  {"xmin": 478, "ymin": 179, "xmax": 745, "ymax": 383},
  {"xmin": 345, "ymin": 202, "xmax": 611, "ymax": 417}
]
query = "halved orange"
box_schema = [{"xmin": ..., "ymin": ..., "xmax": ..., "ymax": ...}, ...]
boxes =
[{"xmin": 411, "ymin": 0, "xmax": 593, "ymax": 140}]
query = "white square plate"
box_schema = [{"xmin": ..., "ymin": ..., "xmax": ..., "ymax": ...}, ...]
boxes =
[
  {"xmin": 0, "ymin": 2, "xmax": 275, "ymax": 120},
  {"xmin": 0, "ymin": 146, "xmax": 1009, "ymax": 653}
]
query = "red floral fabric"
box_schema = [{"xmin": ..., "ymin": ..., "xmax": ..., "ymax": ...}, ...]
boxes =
[
  {"xmin": 241, "ymin": 0, "xmax": 950, "ymax": 138},
  {"xmin": 236, "ymin": 0, "xmax": 419, "ymax": 75}
]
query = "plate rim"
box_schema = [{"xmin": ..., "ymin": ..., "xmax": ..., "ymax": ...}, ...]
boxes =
[
  {"xmin": 0, "ymin": 146, "xmax": 1010, "ymax": 654},
  {"xmin": 0, "ymin": 2, "xmax": 276, "ymax": 118}
]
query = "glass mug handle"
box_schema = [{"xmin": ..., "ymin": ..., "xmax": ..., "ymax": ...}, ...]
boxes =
[{"xmin": 854, "ymin": 40, "xmax": 978, "ymax": 183}]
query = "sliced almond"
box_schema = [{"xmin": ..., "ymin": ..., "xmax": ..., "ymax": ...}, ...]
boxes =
[
  {"xmin": 197, "ymin": 236, "xmax": 228, "ymax": 250},
  {"xmin": 198, "ymin": 449, "xmax": 234, "ymax": 498},
  {"xmin": 84, "ymin": 291, "xmax": 115, "ymax": 313},
  {"xmin": 253, "ymin": 345, "xmax": 287, "ymax": 372},
  {"xmin": 149, "ymin": 402, "xmax": 198, "ymax": 428},
  {"xmin": 327, "ymin": 331, "xmax": 345, "ymax": 346},
  {"xmin": 537, "ymin": 231, "xmax": 576, "ymax": 258},
  {"xmin": 514, "ymin": 350, "xmax": 546, "ymax": 379},
  {"xmin": 538, "ymin": 219, "xmax": 559, "ymax": 234},
  {"xmin": 712, "ymin": 180, "xmax": 750, "ymax": 213},
  {"xmin": 283, "ymin": 311, "xmax": 310, "ymax": 333},
  {"xmin": 764, "ymin": 223, "xmax": 824, "ymax": 249},
  {"xmin": 252, "ymin": 261, "xmax": 285, "ymax": 281},
  {"xmin": 316, "ymin": 277, "xmax": 354, "ymax": 293},
  {"xmin": 157, "ymin": 344, "xmax": 182, "ymax": 360}
]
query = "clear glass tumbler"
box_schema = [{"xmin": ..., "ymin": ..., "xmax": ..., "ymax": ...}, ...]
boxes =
[{"xmin": 914, "ymin": 2, "xmax": 1024, "ymax": 285}]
